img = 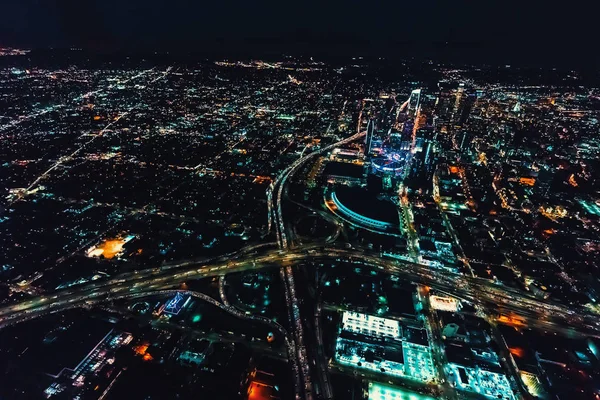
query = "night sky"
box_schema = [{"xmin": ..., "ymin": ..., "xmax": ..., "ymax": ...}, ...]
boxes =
[{"xmin": 1, "ymin": 0, "xmax": 596, "ymax": 66}]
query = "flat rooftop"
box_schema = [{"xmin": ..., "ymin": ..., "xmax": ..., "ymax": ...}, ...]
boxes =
[
  {"xmin": 368, "ymin": 382, "xmax": 436, "ymax": 400},
  {"xmin": 342, "ymin": 311, "xmax": 400, "ymax": 339}
]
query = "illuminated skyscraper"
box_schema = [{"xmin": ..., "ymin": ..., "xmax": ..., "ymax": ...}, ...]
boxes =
[
  {"xmin": 452, "ymin": 84, "xmax": 476, "ymax": 126},
  {"xmin": 536, "ymin": 169, "xmax": 554, "ymax": 197},
  {"xmin": 407, "ymin": 89, "xmax": 422, "ymax": 117},
  {"xmin": 434, "ymin": 83, "xmax": 456, "ymax": 131},
  {"xmin": 365, "ymin": 119, "xmax": 375, "ymax": 158}
]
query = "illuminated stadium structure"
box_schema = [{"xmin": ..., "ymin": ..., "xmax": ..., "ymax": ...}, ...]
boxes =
[
  {"xmin": 371, "ymin": 152, "xmax": 409, "ymax": 176},
  {"xmin": 330, "ymin": 191, "xmax": 395, "ymax": 230},
  {"xmin": 324, "ymin": 187, "xmax": 401, "ymax": 236}
]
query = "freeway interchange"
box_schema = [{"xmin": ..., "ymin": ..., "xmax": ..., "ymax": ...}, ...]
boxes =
[
  {"xmin": 2, "ymin": 129, "xmax": 600, "ymax": 400},
  {"xmin": 1, "ymin": 245, "xmax": 599, "ymax": 341},
  {"xmin": 1, "ymin": 244, "xmax": 600, "ymax": 400},
  {"xmin": 269, "ymin": 130, "xmax": 368, "ymax": 400}
]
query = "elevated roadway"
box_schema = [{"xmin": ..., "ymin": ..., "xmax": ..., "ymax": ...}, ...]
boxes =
[
  {"xmin": 269, "ymin": 130, "xmax": 367, "ymax": 399},
  {"xmin": 1, "ymin": 247, "xmax": 599, "ymax": 338}
]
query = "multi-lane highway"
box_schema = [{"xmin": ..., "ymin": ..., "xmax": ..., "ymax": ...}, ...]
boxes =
[
  {"xmin": 1, "ymin": 245, "xmax": 599, "ymax": 339},
  {"xmin": 2, "ymin": 126, "xmax": 600, "ymax": 400},
  {"xmin": 270, "ymin": 130, "xmax": 368, "ymax": 400},
  {"xmin": 1, "ymin": 245, "xmax": 600, "ymax": 400}
]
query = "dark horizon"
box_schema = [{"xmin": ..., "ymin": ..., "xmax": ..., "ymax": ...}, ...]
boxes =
[
  {"xmin": 1, "ymin": 0, "xmax": 598, "ymax": 69},
  {"xmin": 4, "ymin": 39, "xmax": 600, "ymax": 72}
]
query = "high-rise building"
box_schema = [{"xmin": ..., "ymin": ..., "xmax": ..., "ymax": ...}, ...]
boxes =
[
  {"xmin": 365, "ymin": 119, "xmax": 375, "ymax": 158},
  {"xmin": 535, "ymin": 169, "xmax": 554, "ymax": 197},
  {"xmin": 435, "ymin": 89, "xmax": 455, "ymax": 119},
  {"xmin": 458, "ymin": 92, "xmax": 476, "ymax": 125},
  {"xmin": 407, "ymin": 89, "xmax": 422, "ymax": 117},
  {"xmin": 457, "ymin": 131, "xmax": 474, "ymax": 152},
  {"xmin": 435, "ymin": 82, "xmax": 458, "ymax": 127},
  {"xmin": 452, "ymin": 85, "xmax": 476, "ymax": 127}
]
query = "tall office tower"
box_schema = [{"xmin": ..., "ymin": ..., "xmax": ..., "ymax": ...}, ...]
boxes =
[
  {"xmin": 452, "ymin": 84, "xmax": 476, "ymax": 127},
  {"xmin": 420, "ymin": 92, "xmax": 437, "ymax": 114},
  {"xmin": 407, "ymin": 89, "xmax": 422, "ymax": 117},
  {"xmin": 365, "ymin": 119, "xmax": 375, "ymax": 158},
  {"xmin": 421, "ymin": 140, "xmax": 432, "ymax": 166},
  {"xmin": 457, "ymin": 92, "xmax": 476, "ymax": 125},
  {"xmin": 435, "ymin": 95, "xmax": 452, "ymax": 115},
  {"xmin": 535, "ymin": 168, "xmax": 554, "ymax": 197},
  {"xmin": 457, "ymin": 131, "xmax": 474, "ymax": 152},
  {"xmin": 434, "ymin": 82, "xmax": 458, "ymax": 133},
  {"xmin": 418, "ymin": 128, "xmax": 437, "ymax": 167},
  {"xmin": 452, "ymin": 85, "xmax": 465, "ymax": 116},
  {"xmin": 435, "ymin": 84, "xmax": 456, "ymax": 118}
]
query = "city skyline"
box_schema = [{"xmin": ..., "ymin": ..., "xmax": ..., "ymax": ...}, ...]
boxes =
[{"xmin": 1, "ymin": 42, "xmax": 600, "ymax": 400}]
